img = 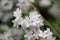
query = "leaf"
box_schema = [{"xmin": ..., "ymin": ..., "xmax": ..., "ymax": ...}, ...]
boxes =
[
  {"xmin": 7, "ymin": 19, "xmax": 13, "ymax": 28},
  {"xmin": 22, "ymin": 10, "xmax": 29, "ymax": 18}
]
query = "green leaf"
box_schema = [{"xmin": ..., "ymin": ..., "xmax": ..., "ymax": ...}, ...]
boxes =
[
  {"xmin": 7, "ymin": 20, "xmax": 13, "ymax": 28},
  {"xmin": 22, "ymin": 10, "xmax": 29, "ymax": 18}
]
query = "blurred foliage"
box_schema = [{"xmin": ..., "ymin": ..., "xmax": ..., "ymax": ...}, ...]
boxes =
[
  {"xmin": 11, "ymin": 34, "xmax": 15, "ymax": 40},
  {"xmin": 35, "ymin": 0, "xmax": 40, "ymax": 6},
  {"xmin": 7, "ymin": 19, "xmax": 13, "ymax": 28},
  {"xmin": 19, "ymin": 36, "xmax": 25, "ymax": 40},
  {"xmin": 0, "ymin": 28, "xmax": 7, "ymax": 33},
  {"xmin": 52, "ymin": 0, "xmax": 60, "ymax": 6},
  {"xmin": 48, "ymin": 19, "xmax": 60, "ymax": 35}
]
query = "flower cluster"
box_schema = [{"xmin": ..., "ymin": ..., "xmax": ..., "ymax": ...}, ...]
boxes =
[
  {"xmin": 0, "ymin": 0, "xmax": 58, "ymax": 40},
  {"xmin": 12, "ymin": 8, "xmax": 43, "ymax": 28},
  {"xmin": 24, "ymin": 28, "xmax": 56, "ymax": 40},
  {"xmin": 12, "ymin": 8, "xmax": 55, "ymax": 40}
]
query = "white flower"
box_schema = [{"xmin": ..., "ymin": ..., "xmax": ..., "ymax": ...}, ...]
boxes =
[
  {"xmin": 29, "ymin": 11, "xmax": 43, "ymax": 27},
  {"xmin": 39, "ymin": 0, "xmax": 51, "ymax": 7},
  {"xmin": 24, "ymin": 31, "xmax": 34, "ymax": 40},
  {"xmin": 29, "ymin": 11, "xmax": 41, "ymax": 21},
  {"xmin": 23, "ymin": 16, "xmax": 31, "ymax": 27},
  {"xmin": 38, "ymin": 28, "xmax": 52, "ymax": 38},
  {"xmin": 16, "ymin": 0, "xmax": 34, "ymax": 10},
  {"xmin": 37, "ymin": 28, "xmax": 56, "ymax": 40},
  {"xmin": 12, "ymin": 8, "xmax": 23, "ymax": 28},
  {"xmin": 13, "ymin": 8, "xmax": 22, "ymax": 18}
]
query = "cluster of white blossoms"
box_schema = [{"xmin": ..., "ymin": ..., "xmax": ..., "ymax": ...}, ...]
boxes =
[
  {"xmin": 12, "ymin": 8, "xmax": 56, "ymax": 40},
  {"xmin": 24, "ymin": 28, "xmax": 56, "ymax": 40},
  {"xmin": 12, "ymin": 8, "xmax": 43, "ymax": 28}
]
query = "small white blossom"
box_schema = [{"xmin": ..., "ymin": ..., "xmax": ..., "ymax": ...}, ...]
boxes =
[
  {"xmin": 24, "ymin": 31, "xmax": 34, "ymax": 40},
  {"xmin": 37, "ymin": 28, "xmax": 56, "ymax": 40},
  {"xmin": 37, "ymin": 28, "xmax": 53, "ymax": 38},
  {"xmin": 12, "ymin": 8, "xmax": 23, "ymax": 28},
  {"xmin": 13, "ymin": 8, "xmax": 22, "ymax": 18},
  {"xmin": 29, "ymin": 11, "xmax": 43, "ymax": 27}
]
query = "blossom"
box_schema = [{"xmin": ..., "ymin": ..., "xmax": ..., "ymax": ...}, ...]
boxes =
[
  {"xmin": 37, "ymin": 28, "xmax": 56, "ymax": 40},
  {"xmin": 29, "ymin": 11, "xmax": 43, "ymax": 27},
  {"xmin": 13, "ymin": 8, "xmax": 22, "ymax": 18},
  {"xmin": 24, "ymin": 31, "xmax": 34, "ymax": 40},
  {"xmin": 12, "ymin": 8, "xmax": 23, "ymax": 28},
  {"xmin": 24, "ymin": 28, "xmax": 56, "ymax": 40},
  {"xmin": 37, "ymin": 28, "xmax": 53, "ymax": 38}
]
